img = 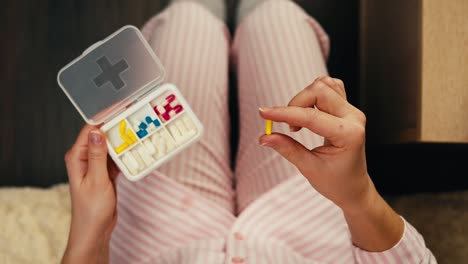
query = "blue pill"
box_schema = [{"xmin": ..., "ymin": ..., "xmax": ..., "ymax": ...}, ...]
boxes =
[
  {"xmin": 138, "ymin": 122, "xmax": 148, "ymax": 130},
  {"xmin": 154, "ymin": 119, "xmax": 161, "ymax": 127},
  {"xmin": 136, "ymin": 130, "xmax": 148, "ymax": 138}
]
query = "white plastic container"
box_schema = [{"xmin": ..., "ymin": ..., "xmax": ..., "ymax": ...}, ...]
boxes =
[{"xmin": 57, "ymin": 25, "xmax": 204, "ymax": 181}]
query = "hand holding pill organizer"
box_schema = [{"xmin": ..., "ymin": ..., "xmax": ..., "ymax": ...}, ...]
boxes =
[{"xmin": 57, "ymin": 25, "xmax": 204, "ymax": 181}]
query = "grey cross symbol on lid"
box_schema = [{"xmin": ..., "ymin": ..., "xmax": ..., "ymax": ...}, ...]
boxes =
[{"xmin": 93, "ymin": 56, "xmax": 129, "ymax": 91}]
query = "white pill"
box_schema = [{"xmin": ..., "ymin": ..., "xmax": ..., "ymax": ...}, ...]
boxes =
[
  {"xmin": 176, "ymin": 120, "xmax": 187, "ymax": 132},
  {"xmin": 151, "ymin": 133, "xmax": 161, "ymax": 150},
  {"xmin": 175, "ymin": 121, "xmax": 192, "ymax": 143},
  {"xmin": 156, "ymin": 138, "xmax": 167, "ymax": 158},
  {"xmin": 121, "ymin": 153, "xmax": 139, "ymax": 175},
  {"xmin": 151, "ymin": 133, "xmax": 165, "ymax": 158},
  {"xmin": 183, "ymin": 116, "xmax": 194, "ymax": 129},
  {"xmin": 131, "ymin": 149, "xmax": 145, "ymax": 169},
  {"xmin": 182, "ymin": 116, "xmax": 196, "ymax": 138},
  {"xmin": 162, "ymin": 132, "xmax": 176, "ymax": 151},
  {"xmin": 169, "ymin": 125, "xmax": 183, "ymax": 143},
  {"xmin": 142, "ymin": 140, "xmax": 156, "ymax": 155},
  {"xmin": 136, "ymin": 145, "xmax": 154, "ymax": 167},
  {"xmin": 147, "ymin": 122, "xmax": 156, "ymax": 132}
]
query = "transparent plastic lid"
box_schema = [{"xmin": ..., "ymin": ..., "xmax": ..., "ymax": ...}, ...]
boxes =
[{"xmin": 58, "ymin": 25, "xmax": 166, "ymax": 125}]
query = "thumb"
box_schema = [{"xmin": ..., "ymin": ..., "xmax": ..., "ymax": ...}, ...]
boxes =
[
  {"xmin": 87, "ymin": 130, "xmax": 109, "ymax": 184},
  {"xmin": 259, "ymin": 133, "xmax": 315, "ymax": 171}
]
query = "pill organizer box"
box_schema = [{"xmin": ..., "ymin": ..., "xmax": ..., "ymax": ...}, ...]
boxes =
[{"xmin": 57, "ymin": 25, "xmax": 204, "ymax": 181}]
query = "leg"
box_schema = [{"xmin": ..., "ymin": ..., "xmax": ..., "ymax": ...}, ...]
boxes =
[
  {"xmin": 140, "ymin": 1, "xmax": 234, "ymax": 211},
  {"xmin": 233, "ymin": 0, "xmax": 330, "ymax": 212},
  {"xmin": 111, "ymin": 3, "xmax": 233, "ymax": 261}
]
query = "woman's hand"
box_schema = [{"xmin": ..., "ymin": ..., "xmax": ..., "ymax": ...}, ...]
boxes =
[
  {"xmin": 259, "ymin": 77, "xmax": 370, "ymax": 210},
  {"xmin": 62, "ymin": 125, "xmax": 119, "ymax": 264},
  {"xmin": 259, "ymin": 77, "xmax": 404, "ymax": 251}
]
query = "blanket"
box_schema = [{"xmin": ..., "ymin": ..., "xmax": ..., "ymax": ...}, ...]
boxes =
[
  {"xmin": 0, "ymin": 184, "xmax": 70, "ymax": 264},
  {"xmin": 1, "ymin": 183, "xmax": 467, "ymax": 263}
]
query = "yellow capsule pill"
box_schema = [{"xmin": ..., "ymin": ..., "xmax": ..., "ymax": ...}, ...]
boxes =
[
  {"xmin": 119, "ymin": 120, "xmax": 137, "ymax": 145},
  {"xmin": 115, "ymin": 142, "xmax": 129, "ymax": 154},
  {"xmin": 265, "ymin": 120, "xmax": 273, "ymax": 135},
  {"xmin": 127, "ymin": 129, "xmax": 137, "ymax": 143},
  {"xmin": 119, "ymin": 121, "xmax": 130, "ymax": 141},
  {"xmin": 119, "ymin": 120, "xmax": 126, "ymax": 134}
]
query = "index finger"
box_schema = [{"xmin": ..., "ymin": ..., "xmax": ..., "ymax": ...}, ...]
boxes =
[
  {"xmin": 259, "ymin": 106, "xmax": 347, "ymax": 147},
  {"xmin": 288, "ymin": 78, "xmax": 352, "ymax": 118}
]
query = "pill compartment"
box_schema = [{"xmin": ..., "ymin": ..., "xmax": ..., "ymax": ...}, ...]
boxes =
[
  {"xmin": 165, "ymin": 113, "xmax": 198, "ymax": 145},
  {"xmin": 127, "ymin": 104, "xmax": 163, "ymax": 140},
  {"xmin": 142, "ymin": 128, "xmax": 177, "ymax": 160},
  {"xmin": 149, "ymin": 92, "xmax": 185, "ymax": 123},
  {"xmin": 106, "ymin": 119, "xmax": 139, "ymax": 154},
  {"xmin": 58, "ymin": 26, "xmax": 204, "ymax": 181},
  {"xmin": 120, "ymin": 145, "xmax": 150, "ymax": 176}
]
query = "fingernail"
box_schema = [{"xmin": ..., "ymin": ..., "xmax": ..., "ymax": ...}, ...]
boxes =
[
  {"xmin": 259, "ymin": 107, "xmax": 271, "ymax": 112},
  {"xmin": 259, "ymin": 141, "xmax": 272, "ymax": 147},
  {"xmin": 89, "ymin": 130, "xmax": 103, "ymax": 145}
]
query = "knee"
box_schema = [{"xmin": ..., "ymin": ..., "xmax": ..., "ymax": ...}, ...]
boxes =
[
  {"xmin": 165, "ymin": 1, "xmax": 223, "ymax": 25},
  {"xmin": 241, "ymin": 0, "xmax": 306, "ymax": 30}
]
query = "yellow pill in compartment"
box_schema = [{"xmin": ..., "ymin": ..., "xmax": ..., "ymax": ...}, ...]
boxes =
[
  {"xmin": 115, "ymin": 142, "xmax": 129, "ymax": 154},
  {"xmin": 119, "ymin": 120, "xmax": 127, "ymax": 135},
  {"xmin": 265, "ymin": 120, "xmax": 273, "ymax": 135},
  {"xmin": 126, "ymin": 129, "xmax": 137, "ymax": 143},
  {"xmin": 114, "ymin": 120, "xmax": 138, "ymax": 154},
  {"xmin": 119, "ymin": 121, "xmax": 131, "ymax": 142}
]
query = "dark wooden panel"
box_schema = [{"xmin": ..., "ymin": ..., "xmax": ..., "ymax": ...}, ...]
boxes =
[
  {"xmin": 2, "ymin": 0, "xmax": 170, "ymax": 186},
  {"xmin": 360, "ymin": 0, "xmax": 422, "ymax": 143},
  {"xmin": 368, "ymin": 143, "xmax": 468, "ymax": 195},
  {"xmin": 299, "ymin": 0, "xmax": 360, "ymax": 106}
]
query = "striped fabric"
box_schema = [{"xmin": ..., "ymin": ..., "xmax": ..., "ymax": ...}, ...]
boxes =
[{"xmin": 110, "ymin": 1, "xmax": 436, "ymax": 263}]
